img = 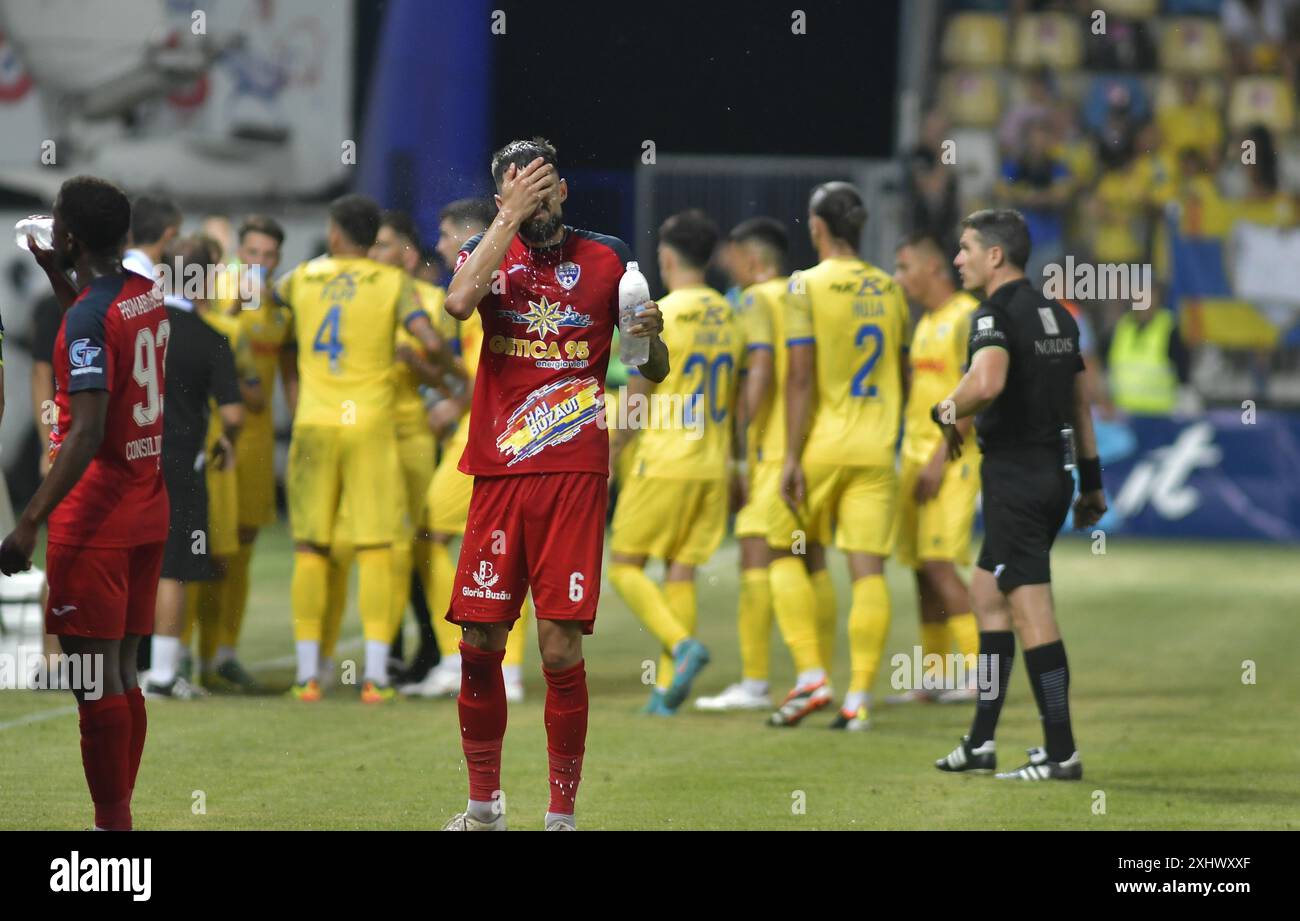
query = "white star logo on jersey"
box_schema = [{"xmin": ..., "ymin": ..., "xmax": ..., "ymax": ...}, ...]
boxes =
[{"xmin": 521, "ymin": 296, "xmax": 565, "ymax": 337}]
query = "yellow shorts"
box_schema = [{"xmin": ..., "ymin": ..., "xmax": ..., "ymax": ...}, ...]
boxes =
[
  {"xmin": 427, "ymin": 441, "xmax": 473, "ymax": 535},
  {"xmin": 289, "ymin": 424, "xmax": 401, "ymax": 547},
  {"xmin": 735, "ymin": 460, "xmax": 780, "ymax": 539},
  {"xmin": 235, "ymin": 418, "xmax": 277, "ymax": 529},
  {"xmin": 397, "ymin": 429, "xmax": 435, "ymax": 542},
  {"xmin": 895, "ymin": 454, "xmax": 981, "ymax": 569},
  {"xmin": 206, "ymin": 458, "xmax": 239, "ymax": 558},
  {"xmin": 610, "ymin": 475, "xmax": 727, "ymax": 565},
  {"xmin": 768, "ymin": 463, "xmax": 896, "ymax": 556}
]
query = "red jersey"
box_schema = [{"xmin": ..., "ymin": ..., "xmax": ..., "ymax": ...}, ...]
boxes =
[
  {"xmin": 48, "ymin": 272, "xmax": 170, "ymax": 548},
  {"xmin": 455, "ymin": 226, "xmax": 630, "ymax": 477}
]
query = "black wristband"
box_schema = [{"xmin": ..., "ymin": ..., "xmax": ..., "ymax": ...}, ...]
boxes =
[
  {"xmin": 930, "ymin": 404, "xmax": 944, "ymax": 426},
  {"xmin": 1078, "ymin": 456, "xmax": 1102, "ymax": 493}
]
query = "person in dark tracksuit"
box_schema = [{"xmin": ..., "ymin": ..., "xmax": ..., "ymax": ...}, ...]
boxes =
[{"xmin": 930, "ymin": 209, "xmax": 1107, "ymax": 781}]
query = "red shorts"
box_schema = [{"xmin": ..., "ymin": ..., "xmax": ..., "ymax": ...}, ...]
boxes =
[
  {"xmin": 45, "ymin": 541, "xmax": 165, "ymax": 639},
  {"xmin": 448, "ymin": 472, "xmax": 607, "ymax": 634}
]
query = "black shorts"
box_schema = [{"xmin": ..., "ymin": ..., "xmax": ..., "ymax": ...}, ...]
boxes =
[
  {"xmin": 161, "ymin": 450, "xmax": 216, "ymax": 582},
  {"xmin": 977, "ymin": 450, "xmax": 1074, "ymax": 593}
]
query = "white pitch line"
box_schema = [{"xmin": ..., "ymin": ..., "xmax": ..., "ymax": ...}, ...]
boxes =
[
  {"xmin": 0, "ymin": 637, "xmax": 367, "ymax": 733},
  {"xmin": 0, "ymin": 705, "xmax": 78, "ymax": 732}
]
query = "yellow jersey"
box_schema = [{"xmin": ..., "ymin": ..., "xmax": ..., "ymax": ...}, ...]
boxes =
[
  {"xmin": 199, "ymin": 307, "xmax": 259, "ymax": 449},
  {"xmin": 446, "ymin": 309, "xmax": 484, "ymax": 450},
  {"xmin": 390, "ymin": 278, "xmax": 444, "ymax": 438},
  {"xmin": 901, "ymin": 290, "xmax": 980, "ymax": 464},
  {"xmin": 738, "ymin": 276, "xmax": 790, "ymax": 465},
  {"xmin": 276, "ymin": 256, "xmax": 419, "ymax": 430},
  {"xmin": 214, "ymin": 282, "xmax": 292, "ymax": 444},
  {"xmin": 786, "ymin": 257, "xmax": 910, "ymax": 468},
  {"xmin": 632, "ymin": 286, "xmax": 744, "ymax": 480}
]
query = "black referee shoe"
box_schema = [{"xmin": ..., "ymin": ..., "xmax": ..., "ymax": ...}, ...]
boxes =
[
  {"xmin": 995, "ymin": 747, "xmax": 1083, "ymax": 781},
  {"xmin": 934, "ymin": 735, "xmax": 996, "ymax": 773}
]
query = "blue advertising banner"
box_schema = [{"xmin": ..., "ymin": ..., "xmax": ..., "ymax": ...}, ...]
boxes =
[{"xmin": 1086, "ymin": 411, "xmax": 1300, "ymax": 541}]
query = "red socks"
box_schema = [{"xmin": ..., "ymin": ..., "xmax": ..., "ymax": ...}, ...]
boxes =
[
  {"xmin": 543, "ymin": 660, "xmax": 588, "ymax": 815},
  {"xmin": 458, "ymin": 642, "xmax": 507, "ymax": 803},
  {"xmin": 456, "ymin": 643, "xmax": 590, "ymax": 818},
  {"xmin": 125, "ymin": 687, "xmax": 147, "ymax": 793},
  {"xmin": 78, "ymin": 694, "xmax": 132, "ymax": 831}
]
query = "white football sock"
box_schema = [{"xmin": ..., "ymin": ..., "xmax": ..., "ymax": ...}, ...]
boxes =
[
  {"xmin": 466, "ymin": 799, "xmax": 497, "ymax": 823},
  {"xmin": 502, "ymin": 664, "xmax": 522, "ymax": 686},
  {"xmin": 364, "ymin": 640, "xmax": 389, "ymax": 685},
  {"xmin": 796, "ymin": 668, "xmax": 827, "ymax": 688},
  {"xmin": 545, "ymin": 811, "xmax": 575, "ymax": 829},
  {"xmin": 741, "ymin": 678, "xmax": 768, "ymax": 695},
  {"xmin": 150, "ymin": 636, "xmax": 180, "ymax": 685},
  {"xmin": 318, "ymin": 656, "xmax": 336, "ymax": 686},
  {"xmin": 215, "ymin": 646, "xmax": 235, "ymax": 667},
  {"xmin": 295, "ymin": 640, "xmax": 320, "ymax": 684},
  {"xmin": 842, "ymin": 690, "xmax": 868, "ymax": 713}
]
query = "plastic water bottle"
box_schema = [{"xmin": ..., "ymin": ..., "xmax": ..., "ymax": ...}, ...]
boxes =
[
  {"xmin": 14, "ymin": 215, "xmax": 54, "ymax": 252},
  {"xmin": 618, "ymin": 261, "xmax": 651, "ymax": 367}
]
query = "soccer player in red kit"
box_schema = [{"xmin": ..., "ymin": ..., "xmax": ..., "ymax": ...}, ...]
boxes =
[
  {"xmin": 0, "ymin": 177, "xmax": 170, "ymax": 831},
  {"xmin": 440, "ymin": 138, "xmax": 669, "ymax": 831}
]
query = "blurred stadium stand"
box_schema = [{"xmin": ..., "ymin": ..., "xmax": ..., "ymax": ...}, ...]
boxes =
[{"xmin": 919, "ymin": 0, "xmax": 1300, "ymax": 410}]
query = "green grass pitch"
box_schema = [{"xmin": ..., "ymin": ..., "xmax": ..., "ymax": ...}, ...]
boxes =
[{"xmin": 2, "ymin": 524, "xmax": 1297, "ymax": 830}]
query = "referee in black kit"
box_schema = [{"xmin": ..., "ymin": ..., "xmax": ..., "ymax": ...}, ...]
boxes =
[{"xmin": 930, "ymin": 210, "xmax": 1106, "ymax": 781}]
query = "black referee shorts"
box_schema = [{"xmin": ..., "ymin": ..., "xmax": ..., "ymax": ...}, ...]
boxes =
[
  {"xmin": 161, "ymin": 451, "xmax": 217, "ymax": 582},
  {"xmin": 977, "ymin": 450, "xmax": 1075, "ymax": 594}
]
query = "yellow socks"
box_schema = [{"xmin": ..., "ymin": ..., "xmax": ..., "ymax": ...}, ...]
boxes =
[
  {"xmin": 356, "ymin": 547, "xmax": 394, "ymax": 644},
  {"xmin": 320, "ymin": 550, "xmax": 352, "ymax": 659},
  {"xmin": 219, "ymin": 543, "xmax": 253, "ymax": 653},
  {"xmin": 428, "ymin": 541, "xmax": 461, "ymax": 660},
  {"xmin": 195, "ymin": 578, "xmax": 223, "ymax": 667},
  {"xmin": 920, "ymin": 622, "xmax": 951, "ymax": 662},
  {"xmin": 609, "ymin": 564, "xmax": 690, "ymax": 651},
  {"xmin": 811, "ymin": 568, "xmax": 836, "ymax": 672},
  {"xmin": 847, "ymin": 574, "xmax": 891, "ymax": 696},
  {"xmin": 504, "ymin": 595, "xmax": 531, "ymax": 668},
  {"xmin": 769, "ymin": 556, "xmax": 823, "ymax": 677},
  {"xmin": 389, "ymin": 540, "xmax": 412, "ymax": 641},
  {"xmin": 656, "ymin": 580, "xmax": 696, "ymax": 692},
  {"xmin": 291, "ymin": 551, "xmax": 330, "ymax": 643},
  {"xmin": 738, "ymin": 568, "xmax": 772, "ymax": 682},
  {"xmin": 947, "ymin": 611, "xmax": 979, "ymax": 660}
]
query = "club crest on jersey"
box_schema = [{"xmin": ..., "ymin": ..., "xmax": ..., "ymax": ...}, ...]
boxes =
[
  {"xmin": 496, "ymin": 376, "xmax": 602, "ymax": 466},
  {"xmin": 555, "ymin": 261, "xmax": 581, "ymax": 290},
  {"xmin": 69, "ymin": 338, "xmax": 102, "ymax": 368},
  {"xmin": 499, "ymin": 296, "xmax": 592, "ymax": 338}
]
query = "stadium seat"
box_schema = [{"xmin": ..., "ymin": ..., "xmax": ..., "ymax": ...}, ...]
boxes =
[
  {"xmin": 1158, "ymin": 17, "xmax": 1227, "ymax": 73},
  {"xmin": 939, "ymin": 70, "xmax": 1003, "ymax": 128},
  {"xmin": 1153, "ymin": 74, "xmax": 1225, "ymax": 112},
  {"xmin": 1100, "ymin": 0, "xmax": 1160, "ymax": 18},
  {"xmin": 1228, "ymin": 76, "xmax": 1296, "ymax": 135},
  {"xmin": 940, "ymin": 13, "xmax": 1008, "ymax": 68},
  {"xmin": 1011, "ymin": 13, "xmax": 1083, "ymax": 70}
]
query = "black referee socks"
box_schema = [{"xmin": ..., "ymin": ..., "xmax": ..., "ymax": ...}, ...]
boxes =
[
  {"xmin": 1024, "ymin": 640, "xmax": 1076, "ymax": 762},
  {"xmin": 969, "ymin": 631, "xmax": 1015, "ymax": 748}
]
